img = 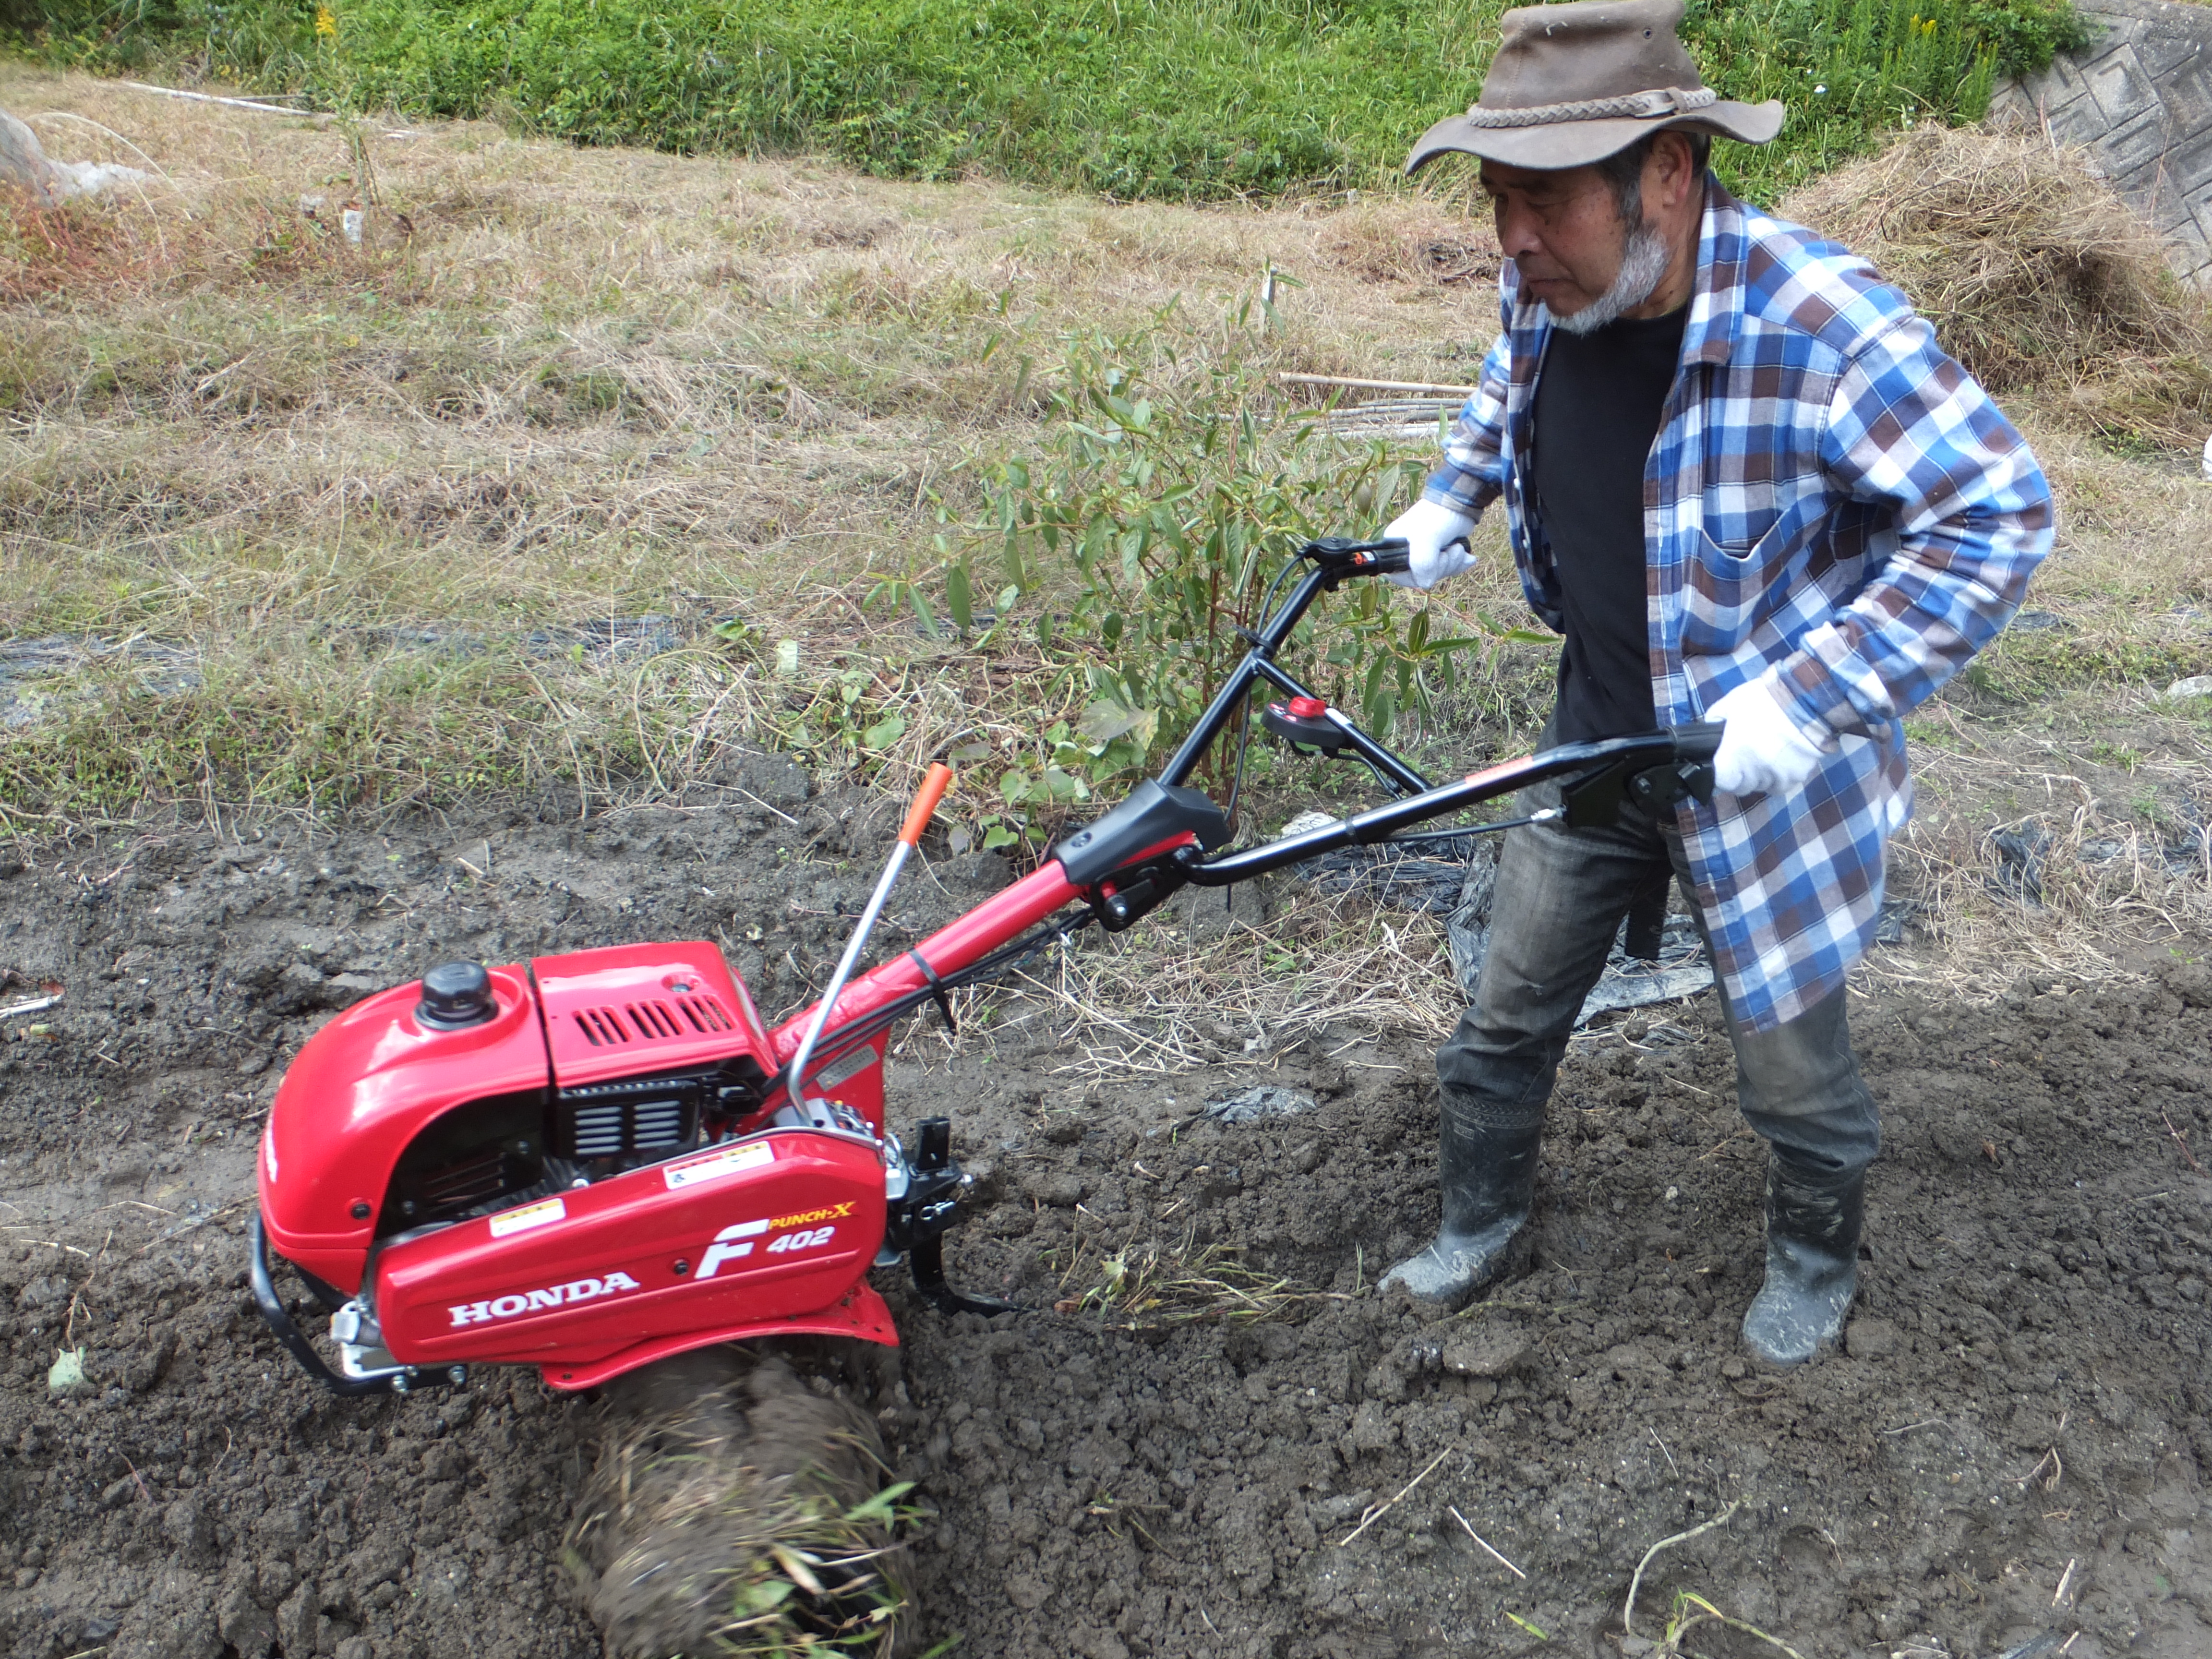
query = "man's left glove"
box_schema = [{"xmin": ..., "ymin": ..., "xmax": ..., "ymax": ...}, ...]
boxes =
[
  {"xmin": 1708, "ymin": 673, "xmax": 1830, "ymax": 797},
  {"xmin": 1383, "ymin": 498, "xmax": 1479, "ymax": 591}
]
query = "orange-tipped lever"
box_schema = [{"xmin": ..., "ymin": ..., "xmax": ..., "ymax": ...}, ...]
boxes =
[{"xmin": 783, "ymin": 763, "xmax": 954, "ymax": 1105}]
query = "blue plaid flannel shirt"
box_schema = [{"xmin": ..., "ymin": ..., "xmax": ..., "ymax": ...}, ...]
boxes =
[{"xmin": 1423, "ymin": 180, "xmax": 2054, "ymax": 1031}]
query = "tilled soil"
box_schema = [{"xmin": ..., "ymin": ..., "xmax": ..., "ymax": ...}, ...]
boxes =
[{"xmin": 0, "ymin": 780, "xmax": 2207, "ymax": 1659}]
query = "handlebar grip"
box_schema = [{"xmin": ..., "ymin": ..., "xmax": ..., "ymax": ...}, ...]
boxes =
[
  {"xmin": 899, "ymin": 762, "xmax": 955, "ymax": 847},
  {"xmin": 1365, "ymin": 538, "xmax": 1412, "ymax": 575}
]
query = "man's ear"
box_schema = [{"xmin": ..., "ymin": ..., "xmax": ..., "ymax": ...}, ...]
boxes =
[{"xmin": 1649, "ymin": 131, "xmax": 1700, "ymax": 208}]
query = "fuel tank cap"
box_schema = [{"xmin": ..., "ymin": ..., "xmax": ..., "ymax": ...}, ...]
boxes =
[{"xmin": 416, "ymin": 961, "xmax": 496, "ymax": 1030}]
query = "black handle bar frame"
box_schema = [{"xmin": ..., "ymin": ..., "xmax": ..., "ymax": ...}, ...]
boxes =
[{"xmin": 1145, "ymin": 535, "xmax": 1721, "ymax": 883}]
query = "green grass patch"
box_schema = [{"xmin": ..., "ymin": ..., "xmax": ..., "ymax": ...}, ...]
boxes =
[{"xmin": 27, "ymin": 0, "xmax": 2085, "ymax": 204}]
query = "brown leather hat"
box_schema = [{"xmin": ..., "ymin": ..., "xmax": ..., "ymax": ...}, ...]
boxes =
[{"xmin": 1406, "ymin": 0, "xmax": 1783, "ymax": 173}]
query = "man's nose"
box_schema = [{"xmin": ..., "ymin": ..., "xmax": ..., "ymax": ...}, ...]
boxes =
[{"xmin": 1493, "ymin": 199, "xmax": 1544, "ymax": 262}]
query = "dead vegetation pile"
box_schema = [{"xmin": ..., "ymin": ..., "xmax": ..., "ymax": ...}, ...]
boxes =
[
  {"xmin": 1781, "ymin": 123, "xmax": 2212, "ymax": 447},
  {"xmin": 568, "ymin": 1347, "xmax": 909, "ymax": 1658}
]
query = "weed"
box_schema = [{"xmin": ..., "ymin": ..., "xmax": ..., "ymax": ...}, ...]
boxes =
[{"xmin": 1058, "ymin": 1238, "xmax": 1343, "ymax": 1326}]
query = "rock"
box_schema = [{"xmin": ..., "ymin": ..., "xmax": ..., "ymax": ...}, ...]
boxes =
[
  {"xmin": 46, "ymin": 1346, "xmax": 89, "ymax": 1399},
  {"xmin": 317, "ymin": 973, "xmax": 382, "ymax": 1009},
  {"xmin": 216, "ymin": 1580, "xmax": 276, "ymax": 1658},
  {"xmin": 0, "ymin": 109, "xmax": 62, "ymax": 202},
  {"xmin": 2164, "ymin": 673, "xmax": 2212, "ymax": 702},
  {"xmin": 1845, "ymin": 1317, "xmax": 1899, "ymax": 1360},
  {"xmin": 1440, "ymin": 1325, "xmax": 1532, "ymax": 1379},
  {"xmin": 163, "ymin": 1492, "xmax": 215, "ymax": 1557},
  {"xmin": 275, "ymin": 1585, "xmax": 316, "ymax": 1657},
  {"xmin": 0, "ymin": 107, "xmax": 155, "ymax": 203},
  {"xmin": 1028, "ymin": 1173, "xmax": 1086, "ymax": 1208},
  {"xmin": 265, "ymin": 960, "xmax": 328, "ymax": 1013},
  {"xmin": 1203, "ymin": 1085, "xmax": 1316, "ymax": 1125},
  {"xmin": 124, "ymin": 1331, "xmax": 176, "ymax": 1393}
]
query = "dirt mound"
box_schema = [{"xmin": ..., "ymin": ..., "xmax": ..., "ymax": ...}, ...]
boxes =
[{"xmin": 1780, "ymin": 124, "xmax": 2212, "ymax": 446}]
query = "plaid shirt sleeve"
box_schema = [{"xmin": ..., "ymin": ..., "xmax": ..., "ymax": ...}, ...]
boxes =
[
  {"xmin": 1423, "ymin": 331, "xmax": 1514, "ymax": 518},
  {"xmin": 1770, "ymin": 314, "xmax": 2055, "ymax": 743}
]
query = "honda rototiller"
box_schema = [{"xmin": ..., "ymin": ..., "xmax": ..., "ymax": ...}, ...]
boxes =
[{"xmin": 250, "ymin": 535, "xmax": 1719, "ymax": 1396}]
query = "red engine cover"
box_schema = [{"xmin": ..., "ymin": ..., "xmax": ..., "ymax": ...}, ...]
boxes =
[
  {"xmin": 373, "ymin": 1128, "xmax": 887, "ymax": 1377},
  {"xmin": 534, "ymin": 941, "xmax": 776, "ymax": 1093},
  {"xmin": 259, "ymin": 967, "xmax": 546, "ymax": 1294},
  {"xmin": 257, "ymin": 941, "xmax": 781, "ymax": 1297}
]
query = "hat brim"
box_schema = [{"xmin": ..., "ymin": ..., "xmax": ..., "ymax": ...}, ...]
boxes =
[{"xmin": 1404, "ymin": 99, "xmax": 1783, "ymax": 174}]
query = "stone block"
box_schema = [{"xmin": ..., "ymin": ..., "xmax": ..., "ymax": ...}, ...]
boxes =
[
  {"xmin": 2084, "ymin": 43, "xmax": 2158, "ymax": 123},
  {"xmin": 2045, "ymin": 93, "xmax": 2119, "ymax": 152},
  {"xmin": 2130, "ymin": 23, "xmax": 2206, "ymax": 77},
  {"xmin": 2095, "ymin": 101, "xmax": 2179, "ymax": 185},
  {"xmin": 2026, "ymin": 49, "xmax": 2088, "ymax": 108},
  {"xmin": 2157, "ymin": 61, "xmax": 2212, "ymax": 145}
]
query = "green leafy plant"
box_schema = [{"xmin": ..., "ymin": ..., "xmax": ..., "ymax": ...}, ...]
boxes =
[{"xmin": 884, "ymin": 301, "xmax": 1490, "ymax": 830}]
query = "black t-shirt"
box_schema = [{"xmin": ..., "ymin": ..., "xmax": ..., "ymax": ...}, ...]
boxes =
[{"xmin": 1529, "ymin": 305, "xmax": 1688, "ymax": 743}]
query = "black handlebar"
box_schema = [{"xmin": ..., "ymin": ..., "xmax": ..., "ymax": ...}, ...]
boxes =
[
  {"xmin": 1299, "ymin": 535, "xmax": 1412, "ymax": 580},
  {"xmin": 1175, "ymin": 724, "xmax": 1721, "ymax": 886}
]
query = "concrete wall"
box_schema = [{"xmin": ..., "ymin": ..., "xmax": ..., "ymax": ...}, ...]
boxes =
[{"xmin": 1991, "ymin": 0, "xmax": 2212, "ymax": 284}]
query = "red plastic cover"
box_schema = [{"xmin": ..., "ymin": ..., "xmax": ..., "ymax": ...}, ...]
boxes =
[
  {"xmin": 535, "ymin": 941, "xmax": 775, "ymax": 1090},
  {"xmin": 258, "ymin": 967, "xmax": 546, "ymax": 1292},
  {"xmin": 373, "ymin": 1128, "xmax": 886, "ymax": 1369}
]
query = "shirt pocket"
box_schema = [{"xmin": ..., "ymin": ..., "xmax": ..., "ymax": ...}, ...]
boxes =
[{"xmin": 1680, "ymin": 517, "xmax": 1799, "ymax": 655}]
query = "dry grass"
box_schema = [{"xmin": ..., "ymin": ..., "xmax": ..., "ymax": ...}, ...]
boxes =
[
  {"xmin": 986, "ymin": 890, "xmax": 1464, "ymax": 1079},
  {"xmin": 1053, "ymin": 1236, "xmax": 1350, "ymax": 1327},
  {"xmin": 1780, "ymin": 123, "xmax": 2212, "ymax": 447},
  {"xmin": 0, "ymin": 63, "xmax": 1506, "ymax": 823}
]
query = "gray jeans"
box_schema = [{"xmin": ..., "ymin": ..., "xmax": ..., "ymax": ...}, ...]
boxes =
[{"xmin": 1438, "ymin": 769, "xmax": 1880, "ymax": 1177}]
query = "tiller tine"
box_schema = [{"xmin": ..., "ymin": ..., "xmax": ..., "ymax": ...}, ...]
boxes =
[
  {"xmin": 910, "ymin": 1237, "xmax": 1022, "ymax": 1318},
  {"xmin": 893, "ymin": 1117, "xmax": 1022, "ymax": 1318}
]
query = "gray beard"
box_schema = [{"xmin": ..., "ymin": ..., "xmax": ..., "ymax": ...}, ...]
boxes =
[{"xmin": 1549, "ymin": 221, "xmax": 1671, "ymax": 336}]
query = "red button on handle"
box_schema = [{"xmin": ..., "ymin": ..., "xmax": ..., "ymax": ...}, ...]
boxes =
[{"xmin": 1288, "ymin": 697, "xmax": 1327, "ymax": 719}]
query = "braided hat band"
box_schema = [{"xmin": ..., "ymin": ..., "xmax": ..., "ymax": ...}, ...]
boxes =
[{"xmin": 1459, "ymin": 86, "xmax": 1718, "ymax": 131}]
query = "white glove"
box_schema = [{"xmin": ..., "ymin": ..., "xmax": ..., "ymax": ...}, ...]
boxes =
[
  {"xmin": 1708, "ymin": 673, "xmax": 1829, "ymax": 798},
  {"xmin": 1384, "ymin": 498, "xmax": 1479, "ymax": 591}
]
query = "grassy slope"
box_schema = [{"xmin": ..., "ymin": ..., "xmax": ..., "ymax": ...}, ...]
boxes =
[
  {"xmin": 29, "ymin": 0, "xmax": 2078, "ymax": 205},
  {"xmin": 0, "ymin": 65, "xmax": 2206, "ymax": 976}
]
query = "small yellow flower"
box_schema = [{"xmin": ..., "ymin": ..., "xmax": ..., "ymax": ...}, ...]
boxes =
[{"xmin": 313, "ymin": 4, "xmax": 337, "ymax": 39}]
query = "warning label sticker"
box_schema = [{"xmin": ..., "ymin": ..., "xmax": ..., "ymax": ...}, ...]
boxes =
[
  {"xmin": 489, "ymin": 1197, "xmax": 566, "ymax": 1238},
  {"xmin": 663, "ymin": 1140, "xmax": 776, "ymax": 1191}
]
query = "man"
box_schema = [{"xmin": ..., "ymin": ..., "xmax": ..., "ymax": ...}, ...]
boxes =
[{"xmin": 1376, "ymin": 0, "xmax": 2052, "ymax": 1364}]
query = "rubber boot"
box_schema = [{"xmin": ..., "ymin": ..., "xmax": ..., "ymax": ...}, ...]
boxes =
[
  {"xmin": 1740, "ymin": 1153, "xmax": 1865, "ymax": 1366},
  {"xmin": 1378, "ymin": 1105, "xmax": 1543, "ymax": 1310}
]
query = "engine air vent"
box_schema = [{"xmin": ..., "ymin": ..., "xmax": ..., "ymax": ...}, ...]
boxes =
[
  {"xmin": 572, "ymin": 994, "xmax": 735, "ymax": 1047},
  {"xmin": 420, "ymin": 1149, "xmax": 509, "ymax": 1211},
  {"xmin": 551, "ymin": 1074, "xmax": 704, "ymax": 1163}
]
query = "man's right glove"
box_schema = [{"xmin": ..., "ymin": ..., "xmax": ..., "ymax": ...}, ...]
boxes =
[
  {"xmin": 1384, "ymin": 498, "xmax": 1479, "ymax": 591},
  {"xmin": 1708, "ymin": 673, "xmax": 1829, "ymax": 798}
]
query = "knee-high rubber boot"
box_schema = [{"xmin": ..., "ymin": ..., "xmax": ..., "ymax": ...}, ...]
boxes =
[
  {"xmin": 1741, "ymin": 1154, "xmax": 1865, "ymax": 1366},
  {"xmin": 1378, "ymin": 1105, "xmax": 1543, "ymax": 1310}
]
